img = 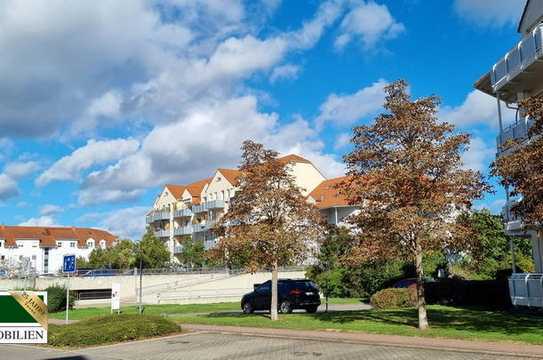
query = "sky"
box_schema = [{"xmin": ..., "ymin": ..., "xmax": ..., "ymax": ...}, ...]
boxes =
[{"xmin": 0, "ymin": 0, "xmax": 528, "ymax": 240}]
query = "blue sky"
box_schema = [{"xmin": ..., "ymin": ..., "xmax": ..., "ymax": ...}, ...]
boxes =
[{"xmin": 0, "ymin": 0, "xmax": 527, "ymax": 239}]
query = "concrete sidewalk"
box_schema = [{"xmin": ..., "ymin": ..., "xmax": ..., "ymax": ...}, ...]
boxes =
[{"xmin": 182, "ymin": 323, "xmax": 543, "ymax": 358}]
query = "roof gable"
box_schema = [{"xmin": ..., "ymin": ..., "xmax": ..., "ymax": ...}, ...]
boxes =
[
  {"xmin": 185, "ymin": 178, "xmax": 212, "ymax": 204},
  {"xmin": 217, "ymin": 168, "xmax": 242, "ymax": 186},
  {"xmin": 165, "ymin": 184, "xmax": 185, "ymax": 200}
]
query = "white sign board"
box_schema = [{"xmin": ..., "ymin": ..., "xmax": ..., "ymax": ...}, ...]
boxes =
[{"xmin": 111, "ymin": 283, "xmax": 120, "ymax": 312}]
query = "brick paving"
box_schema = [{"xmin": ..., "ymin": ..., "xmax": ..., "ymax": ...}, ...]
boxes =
[{"xmin": 1, "ymin": 331, "xmax": 541, "ymax": 360}]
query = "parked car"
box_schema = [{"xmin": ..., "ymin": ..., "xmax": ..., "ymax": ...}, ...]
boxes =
[
  {"xmin": 241, "ymin": 279, "xmax": 321, "ymax": 314},
  {"xmin": 392, "ymin": 278, "xmax": 418, "ymax": 289}
]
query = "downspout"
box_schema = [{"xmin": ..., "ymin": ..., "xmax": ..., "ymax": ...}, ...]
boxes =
[{"xmin": 498, "ymin": 93, "xmax": 516, "ymax": 273}]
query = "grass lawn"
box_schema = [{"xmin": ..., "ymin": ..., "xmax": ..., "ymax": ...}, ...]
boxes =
[
  {"xmin": 170, "ymin": 305, "xmax": 543, "ymax": 345},
  {"xmin": 49, "ymin": 314, "xmax": 180, "ymax": 347},
  {"xmin": 50, "ymin": 298, "xmax": 362, "ymax": 320}
]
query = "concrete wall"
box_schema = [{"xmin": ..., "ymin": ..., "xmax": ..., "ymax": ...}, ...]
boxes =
[{"xmin": 0, "ymin": 270, "xmax": 307, "ymax": 306}]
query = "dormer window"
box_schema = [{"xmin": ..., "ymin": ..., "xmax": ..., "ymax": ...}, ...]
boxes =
[
  {"xmin": 87, "ymin": 240, "xmax": 95, "ymax": 248},
  {"xmin": 99, "ymin": 240, "xmax": 106, "ymax": 249}
]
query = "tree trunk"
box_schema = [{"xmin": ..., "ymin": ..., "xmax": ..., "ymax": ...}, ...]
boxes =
[
  {"xmin": 415, "ymin": 250, "xmax": 429, "ymax": 330},
  {"xmin": 271, "ymin": 262, "xmax": 279, "ymax": 321}
]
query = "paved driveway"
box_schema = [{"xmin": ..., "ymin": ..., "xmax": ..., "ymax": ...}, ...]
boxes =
[{"xmin": 1, "ymin": 332, "xmax": 538, "ymax": 360}]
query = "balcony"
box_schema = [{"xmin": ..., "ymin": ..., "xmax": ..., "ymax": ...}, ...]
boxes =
[
  {"xmin": 174, "ymin": 245, "xmax": 183, "ymax": 254},
  {"xmin": 146, "ymin": 210, "xmax": 170, "ymax": 224},
  {"xmin": 509, "ymin": 273, "xmax": 543, "ymax": 307},
  {"xmin": 490, "ymin": 24, "xmax": 543, "ymax": 101},
  {"xmin": 153, "ymin": 229, "xmax": 170, "ymax": 238},
  {"xmin": 501, "ymin": 200, "xmax": 525, "ymax": 235},
  {"xmin": 497, "ymin": 118, "xmax": 534, "ymax": 152},
  {"xmin": 192, "ymin": 200, "xmax": 225, "ymax": 213},
  {"xmin": 174, "ymin": 208, "xmax": 192, "ymax": 218},
  {"xmin": 173, "ymin": 225, "xmax": 193, "ymax": 236},
  {"xmin": 193, "ymin": 220, "xmax": 217, "ymax": 233}
]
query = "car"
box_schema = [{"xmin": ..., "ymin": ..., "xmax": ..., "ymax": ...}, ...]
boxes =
[
  {"xmin": 392, "ymin": 278, "xmax": 418, "ymax": 289},
  {"xmin": 241, "ymin": 279, "xmax": 321, "ymax": 314}
]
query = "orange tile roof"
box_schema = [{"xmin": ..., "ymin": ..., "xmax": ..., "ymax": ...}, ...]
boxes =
[
  {"xmin": 217, "ymin": 168, "xmax": 242, "ymax": 186},
  {"xmin": 278, "ymin": 154, "xmax": 312, "ymax": 164},
  {"xmin": 165, "ymin": 184, "xmax": 185, "ymax": 200},
  {"xmin": 0, "ymin": 226, "xmax": 117, "ymax": 249},
  {"xmin": 308, "ymin": 176, "xmax": 351, "ymax": 209},
  {"xmin": 185, "ymin": 178, "xmax": 212, "ymax": 205}
]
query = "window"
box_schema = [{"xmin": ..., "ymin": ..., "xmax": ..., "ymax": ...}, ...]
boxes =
[
  {"xmin": 0, "ymin": 240, "xmax": 3, "ymax": 248},
  {"xmin": 31, "ymin": 255, "xmax": 36, "ymax": 260},
  {"xmin": 217, "ymin": 176, "xmax": 221, "ymax": 182},
  {"xmin": 17, "ymin": 242, "xmax": 23, "ymax": 248},
  {"xmin": 70, "ymin": 242, "xmax": 76, "ymax": 248},
  {"xmin": 87, "ymin": 240, "xmax": 95, "ymax": 248},
  {"xmin": 57, "ymin": 242, "xmax": 62, "ymax": 247},
  {"xmin": 0, "ymin": 255, "xmax": 4, "ymax": 261},
  {"xmin": 100, "ymin": 240, "xmax": 106, "ymax": 249}
]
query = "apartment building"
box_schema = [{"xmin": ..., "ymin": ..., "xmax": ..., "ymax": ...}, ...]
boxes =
[
  {"xmin": 146, "ymin": 155, "xmax": 357, "ymax": 260},
  {"xmin": 475, "ymin": 0, "xmax": 543, "ymax": 307},
  {"xmin": 0, "ymin": 226, "xmax": 117, "ymax": 275}
]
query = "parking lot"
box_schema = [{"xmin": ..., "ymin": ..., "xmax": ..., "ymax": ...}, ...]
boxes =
[{"xmin": 2, "ymin": 331, "xmax": 538, "ymax": 360}]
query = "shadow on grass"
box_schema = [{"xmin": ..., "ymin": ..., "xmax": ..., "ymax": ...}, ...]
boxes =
[{"xmin": 201, "ymin": 306, "xmax": 543, "ymax": 336}]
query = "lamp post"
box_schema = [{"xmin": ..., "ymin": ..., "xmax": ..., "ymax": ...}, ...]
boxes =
[{"xmin": 138, "ymin": 240, "xmax": 144, "ymax": 314}]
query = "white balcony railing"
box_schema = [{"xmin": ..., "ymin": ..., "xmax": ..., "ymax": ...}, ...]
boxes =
[
  {"xmin": 153, "ymin": 229, "xmax": 170, "ymax": 238},
  {"xmin": 509, "ymin": 273, "xmax": 543, "ymax": 307},
  {"xmin": 192, "ymin": 200, "xmax": 225, "ymax": 213},
  {"xmin": 174, "ymin": 208, "xmax": 192, "ymax": 218},
  {"xmin": 497, "ymin": 118, "xmax": 534, "ymax": 152},
  {"xmin": 173, "ymin": 225, "xmax": 193, "ymax": 236},
  {"xmin": 491, "ymin": 24, "xmax": 543, "ymax": 93},
  {"xmin": 146, "ymin": 210, "xmax": 170, "ymax": 224}
]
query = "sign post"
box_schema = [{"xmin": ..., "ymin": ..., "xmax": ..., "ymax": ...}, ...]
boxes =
[
  {"xmin": 62, "ymin": 255, "xmax": 76, "ymax": 324},
  {"xmin": 111, "ymin": 283, "xmax": 121, "ymax": 314}
]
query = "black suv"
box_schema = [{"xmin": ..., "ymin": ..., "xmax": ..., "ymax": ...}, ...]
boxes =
[{"xmin": 241, "ymin": 279, "xmax": 321, "ymax": 314}]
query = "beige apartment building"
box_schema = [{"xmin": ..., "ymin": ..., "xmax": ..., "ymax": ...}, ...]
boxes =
[{"xmin": 146, "ymin": 154, "xmax": 357, "ymax": 261}]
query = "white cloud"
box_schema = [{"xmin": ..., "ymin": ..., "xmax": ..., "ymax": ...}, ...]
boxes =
[
  {"xmin": 475, "ymin": 198, "xmax": 506, "ymax": 214},
  {"xmin": 316, "ymin": 79, "xmax": 387, "ymax": 128},
  {"xmin": 453, "ymin": 0, "xmax": 526, "ymax": 27},
  {"xmin": 462, "ymin": 136, "xmax": 495, "ymax": 173},
  {"xmin": 80, "ymin": 206, "xmax": 149, "ymax": 240},
  {"xmin": 4, "ymin": 161, "xmax": 40, "ymax": 180},
  {"xmin": 77, "ymin": 96, "xmax": 344, "ymax": 204},
  {"xmin": 36, "ymin": 138, "xmax": 140, "ymax": 186},
  {"xmin": 440, "ymin": 90, "xmax": 516, "ymax": 129},
  {"xmin": 39, "ymin": 204, "xmax": 63, "ymax": 216},
  {"xmin": 335, "ymin": 1, "xmax": 404, "ymax": 50},
  {"xmin": 270, "ymin": 64, "xmax": 301, "ymax": 83},
  {"xmin": 0, "ymin": 174, "xmax": 19, "ymax": 201},
  {"xmin": 19, "ymin": 216, "xmax": 58, "ymax": 227},
  {"xmin": 334, "ymin": 132, "xmax": 352, "ymax": 150}
]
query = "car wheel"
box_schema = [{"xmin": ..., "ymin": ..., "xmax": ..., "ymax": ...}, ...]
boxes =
[
  {"xmin": 242, "ymin": 302, "xmax": 254, "ymax": 314},
  {"xmin": 279, "ymin": 301, "xmax": 293, "ymax": 314},
  {"xmin": 306, "ymin": 306, "xmax": 318, "ymax": 313}
]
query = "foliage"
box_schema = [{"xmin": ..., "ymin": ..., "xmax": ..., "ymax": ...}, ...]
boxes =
[
  {"xmin": 454, "ymin": 209, "xmax": 534, "ymax": 279},
  {"xmin": 370, "ymin": 288, "xmax": 417, "ymax": 309},
  {"xmin": 213, "ymin": 140, "xmax": 325, "ymax": 320},
  {"xmin": 176, "ymin": 237, "xmax": 206, "ymax": 268},
  {"xmin": 84, "ymin": 231, "xmax": 170, "ymax": 270},
  {"xmin": 492, "ymin": 95, "xmax": 543, "ymax": 224},
  {"xmin": 342, "ymin": 80, "xmax": 490, "ymax": 329},
  {"xmin": 48, "ymin": 314, "xmax": 180, "ymax": 347},
  {"xmin": 46, "ymin": 285, "xmax": 75, "ymax": 312}
]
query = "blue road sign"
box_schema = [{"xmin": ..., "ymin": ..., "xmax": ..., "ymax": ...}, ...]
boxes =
[{"xmin": 63, "ymin": 255, "xmax": 76, "ymax": 273}]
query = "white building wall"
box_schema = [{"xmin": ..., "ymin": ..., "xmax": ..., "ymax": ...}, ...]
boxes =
[{"xmin": 289, "ymin": 162, "xmax": 326, "ymax": 196}]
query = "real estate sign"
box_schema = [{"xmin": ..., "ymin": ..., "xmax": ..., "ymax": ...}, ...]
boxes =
[{"xmin": 0, "ymin": 291, "xmax": 48, "ymax": 343}]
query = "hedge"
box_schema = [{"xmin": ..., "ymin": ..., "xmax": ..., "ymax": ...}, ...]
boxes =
[{"xmin": 370, "ymin": 288, "xmax": 417, "ymax": 309}]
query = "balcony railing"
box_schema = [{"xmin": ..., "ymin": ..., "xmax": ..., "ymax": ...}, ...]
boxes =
[
  {"xmin": 497, "ymin": 118, "xmax": 534, "ymax": 152},
  {"xmin": 173, "ymin": 225, "xmax": 193, "ymax": 236},
  {"xmin": 153, "ymin": 229, "xmax": 170, "ymax": 238},
  {"xmin": 174, "ymin": 208, "xmax": 192, "ymax": 218},
  {"xmin": 192, "ymin": 200, "xmax": 225, "ymax": 213},
  {"xmin": 509, "ymin": 273, "xmax": 543, "ymax": 307},
  {"xmin": 192, "ymin": 220, "xmax": 217, "ymax": 233},
  {"xmin": 146, "ymin": 210, "xmax": 170, "ymax": 224},
  {"xmin": 174, "ymin": 245, "xmax": 183, "ymax": 254},
  {"xmin": 491, "ymin": 24, "xmax": 543, "ymax": 93}
]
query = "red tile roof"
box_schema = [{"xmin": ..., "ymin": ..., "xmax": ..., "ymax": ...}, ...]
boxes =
[
  {"xmin": 308, "ymin": 176, "xmax": 351, "ymax": 209},
  {"xmin": 165, "ymin": 184, "xmax": 185, "ymax": 200},
  {"xmin": 0, "ymin": 226, "xmax": 117, "ymax": 249},
  {"xmin": 185, "ymin": 178, "xmax": 212, "ymax": 205},
  {"xmin": 217, "ymin": 168, "xmax": 242, "ymax": 186},
  {"xmin": 278, "ymin": 154, "xmax": 312, "ymax": 164}
]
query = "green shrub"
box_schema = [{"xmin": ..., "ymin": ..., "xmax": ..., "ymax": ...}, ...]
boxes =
[
  {"xmin": 48, "ymin": 314, "xmax": 180, "ymax": 347},
  {"xmin": 370, "ymin": 288, "xmax": 417, "ymax": 310},
  {"xmin": 46, "ymin": 285, "xmax": 75, "ymax": 313}
]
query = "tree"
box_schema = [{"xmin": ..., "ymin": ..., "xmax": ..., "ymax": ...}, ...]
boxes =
[
  {"xmin": 492, "ymin": 95, "xmax": 543, "ymax": 225},
  {"xmin": 214, "ymin": 140, "xmax": 324, "ymax": 320},
  {"xmin": 177, "ymin": 237, "xmax": 206, "ymax": 268},
  {"xmin": 137, "ymin": 228, "xmax": 170, "ymax": 269},
  {"xmin": 342, "ymin": 80, "xmax": 489, "ymax": 329},
  {"xmin": 456, "ymin": 209, "xmax": 533, "ymax": 278}
]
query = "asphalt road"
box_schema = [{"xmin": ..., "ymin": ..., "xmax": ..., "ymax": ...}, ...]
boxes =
[{"xmin": 1, "ymin": 332, "xmax": 538, "ymax": 360}]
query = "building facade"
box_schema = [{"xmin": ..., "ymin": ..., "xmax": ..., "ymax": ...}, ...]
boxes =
[
  {"xmin": 0, "ymin": 226, "xmax": 117, "ymax": 275},
  {"xmin": 475, "ymin": 0, "xmax": 543, "ymax": 307},
  {"xmin": 146, "ymin": 154, "xmax": 357, "ymax": 260}
]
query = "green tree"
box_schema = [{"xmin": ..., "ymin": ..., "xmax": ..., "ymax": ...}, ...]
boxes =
[
  {"xmin": 455, "ymin": 209, "xmax": 533, "ymax": 279},
  {"xmin": 177, "ymin": 237, "xmax": 206, "ymax": 268},
  {"xmin": 137, "ymin": 228, "xmax": 170, "ymax": 269}
]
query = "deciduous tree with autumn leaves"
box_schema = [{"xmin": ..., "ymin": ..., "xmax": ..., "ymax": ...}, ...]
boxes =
[
  {"xmin": 342, "ymin": 80, "xmax": 490, "ymax": 330},
  {"xmin": 214, "ymin": 140, "xmax": 324, "ymax": 321}
]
